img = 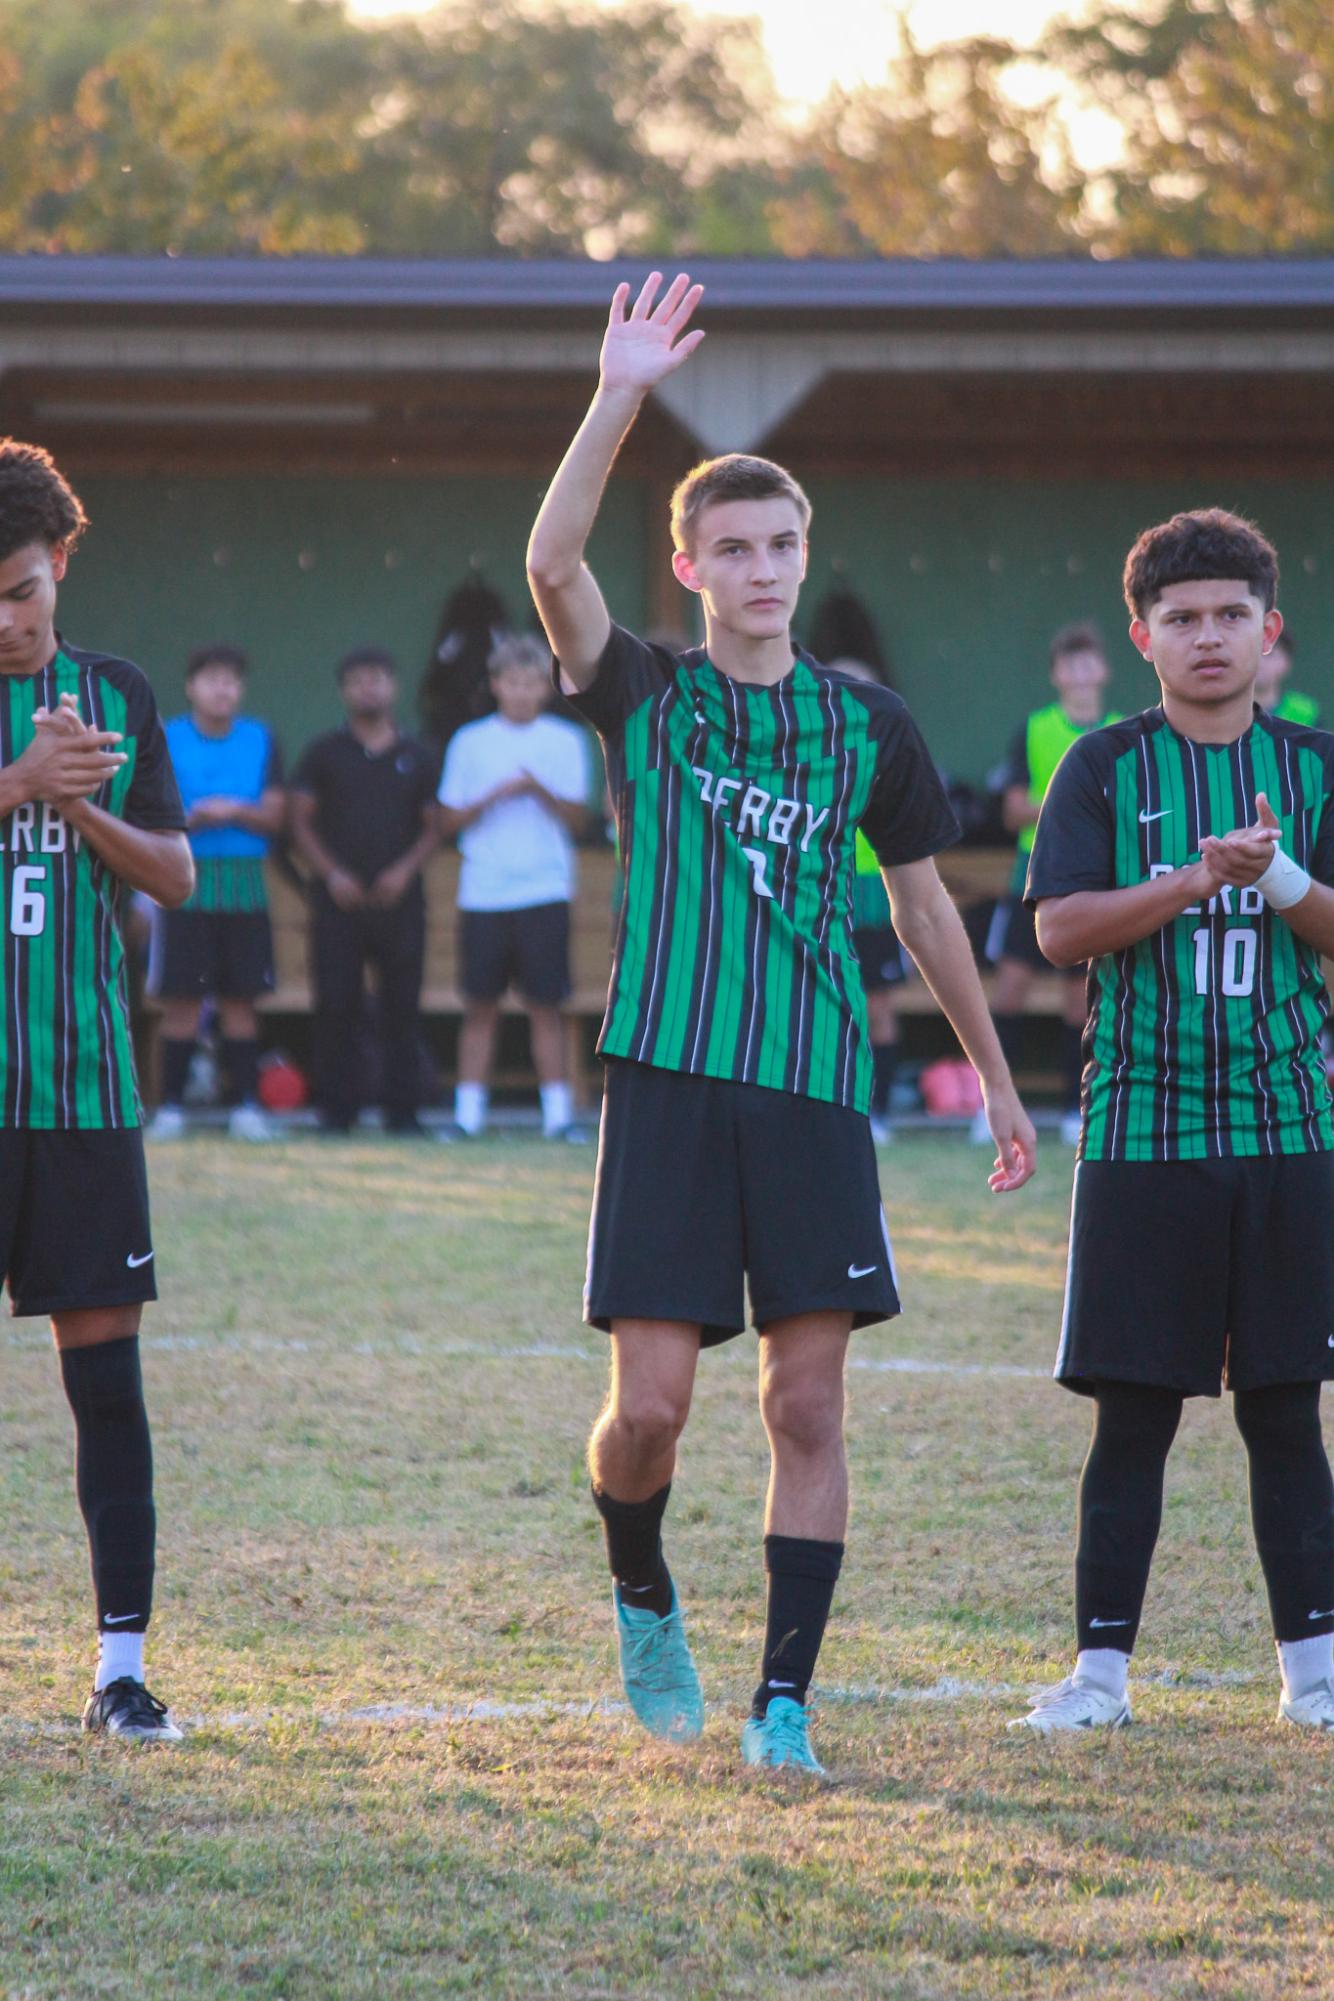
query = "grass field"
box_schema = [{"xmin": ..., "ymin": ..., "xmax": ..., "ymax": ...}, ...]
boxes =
[{"xmin": 3, "ymin": 1131, "xmax": 1333, "ymax": 1999}]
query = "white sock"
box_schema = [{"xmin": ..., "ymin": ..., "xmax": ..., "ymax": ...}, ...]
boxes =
[
  {"xmin": 454, "ymin": 1082, "xmax": 488, "ymax": 1135},
  {"xmin": 96, "ymin": 1629, "xmax": 145, "ymax": 1691},
  {"xmin": 1277, "ymin": 1632, "xmax": 1334, "ymax": 1700},
  {"xmin": 539, "ymin": 1081, "xmax": 573, "ymax": 1136},
  {"xmin": 1074, "ymin": 1647, "xmax": 1129, "ymax": 1698}
]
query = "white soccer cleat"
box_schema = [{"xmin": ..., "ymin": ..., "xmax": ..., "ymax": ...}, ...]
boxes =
[
  {"xmin": 1008, "ymin": 1673, "xmax": 1131, "ymax": 1734},
  {"xmin": 1279, "ymin": 1677, "xmax": 1334, "ymax": 1731},
  {"xmin": 144, "ymin": 1104, "xmax": 186, "ymax": 1142}
]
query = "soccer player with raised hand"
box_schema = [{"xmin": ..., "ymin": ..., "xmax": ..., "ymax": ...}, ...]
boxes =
[
  {"xmin": 528, "ymin": 274, "xmax": 1036, "ymax": 1774},
  {"xmin": 1013, "ymin": 509, "xmax": 1334, "ymax": 1735},
  {"xmin": 0, "ymin": 440, "xmax": 194, "ymax": 1741}
]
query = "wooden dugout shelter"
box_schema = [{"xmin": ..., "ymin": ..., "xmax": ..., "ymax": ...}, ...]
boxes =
[
  {"xmin": 1, "ymin": 255, "xmax": 1333, "ymax": 779},
  {"xmin": 1, "ymin": 254, "xmax": 1333, "ymax": 1090}
]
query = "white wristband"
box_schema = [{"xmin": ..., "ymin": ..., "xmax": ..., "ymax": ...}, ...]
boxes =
[{"xmin": 1254, "ymin": 846, "xmax": 1311, "ymax": 911}]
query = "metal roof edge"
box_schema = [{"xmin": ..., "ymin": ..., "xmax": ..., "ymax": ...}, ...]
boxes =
[{"xmin": 1, "ymin": 254, "xmax": 1333, "ymax": 315}]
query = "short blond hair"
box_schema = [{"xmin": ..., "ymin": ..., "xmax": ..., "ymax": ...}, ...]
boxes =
[
  {"xmin": 487, "ymin": 633, "xmax": 551, "ymax": 678},
  {"xmin": 670, "ymin": 454, "xmax": 811, "ymax": 554}
]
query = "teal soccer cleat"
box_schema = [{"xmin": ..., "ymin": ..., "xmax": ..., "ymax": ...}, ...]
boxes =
[
  {"xmin": 741, "ymin": 1695, "xmax": 826, "ymax": 1775},
  {"xmin": 614, "ymin": 1586, "xmax": 704, "ymax": 1741}
]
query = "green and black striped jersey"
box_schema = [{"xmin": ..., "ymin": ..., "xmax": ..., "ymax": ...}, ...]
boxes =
[
  {"xmin": 1027, "ymin": 706, "xmax": 1334, "ymax": 1162},
  {"xmin": 0, "ymin": 644, "xmax": 185, "ymax": 1129},
  {"xmin": 565, "ymin": 625, "xmax": 958, "ymax": 1112}
]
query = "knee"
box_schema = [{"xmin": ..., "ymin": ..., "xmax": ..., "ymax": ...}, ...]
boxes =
[
  {"xmin": 1234, "ymin": 1381, "xmax": 1321, "ymax": 1453},
  {"xmin": 762, "ymin": 1378, "xmax": 844, "ymax": 1456},
  {"xmin": 607, "ymin": 1387, "xmax": 690, "ymax": 1458}
]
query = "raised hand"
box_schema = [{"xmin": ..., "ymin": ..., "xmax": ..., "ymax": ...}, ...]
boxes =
[{"xmin": 599, "ymin": 272, "xmax": 705, "ymax": 396}]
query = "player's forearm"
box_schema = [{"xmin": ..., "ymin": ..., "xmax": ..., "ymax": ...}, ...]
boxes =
[
  {"xmin": 63, "ymin": 802, "xmax": 194, "ymax": 906},
  {"xmin": 289, "ymin": 799, "xmax": 346, "ymax": 884},
  {"xmin": 1036, "ymin": 868, "xmax": 1212, "ymax": 965},
  {"xmin": 533, "ymin": 786, "xmax": 588, "ymax": 834},
  {"xmin": 527, "ymin": 385, "xmax": 644, "ymax": 590},
  {"xmin": 892, "ymin": 876, "xmax": 1014, "ymax": 1088},
  {"xmin": 228, "ymin": 791, "xmax": 285, "ymax": 836},
  {"xmin": 392, "ymin": 820, "xmax": 442, "ymax": 882},
  {"xmin": 1002, "ymin": 787, "xmax": 1039, "ymax": 835},
  {"xmin": 0, "ymin": 762, "xmax": 33, "ymax": 818}
]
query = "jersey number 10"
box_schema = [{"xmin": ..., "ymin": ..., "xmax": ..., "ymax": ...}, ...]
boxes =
[{"xmin": 1192, "ymin": 925, "xmax": 1257, "ymax": 999}]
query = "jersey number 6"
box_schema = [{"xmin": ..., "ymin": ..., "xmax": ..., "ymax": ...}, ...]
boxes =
[{"xmin": 10, "ymin": 863, "xmax": 47, "ymax": 938}]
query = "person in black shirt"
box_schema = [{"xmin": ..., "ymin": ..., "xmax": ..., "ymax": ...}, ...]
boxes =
[{"xmin": 291, "ymin": 649, "xmax": 440, "ymax": 1134}]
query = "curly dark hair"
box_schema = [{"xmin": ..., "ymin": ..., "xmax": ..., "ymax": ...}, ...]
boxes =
[
  {"xmin": 0, "ymin": 439, "xmax": 89, "ymax": 564},
  {"xmin": 1123, "ymin": 508, "xmax": 1278, "ymax": 619}
]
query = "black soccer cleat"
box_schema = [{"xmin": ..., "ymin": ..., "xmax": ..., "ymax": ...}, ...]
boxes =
[{"xmin": 82, "ymin": 1677, "xmax": 184, "ymax": 1743}]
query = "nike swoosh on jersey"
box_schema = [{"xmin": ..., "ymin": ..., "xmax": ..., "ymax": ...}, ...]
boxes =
[
  {"xmin": 126, "ymin": 1250, "xmax": 154, "ymax": 1268},
  {"xmin": 1138, "ymin": 808, "xmax": 1172, "ymax": 823}
]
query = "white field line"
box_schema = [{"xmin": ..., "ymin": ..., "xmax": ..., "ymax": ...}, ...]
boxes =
[
  {"xmin": 0, "ymin": 1670, "xmax": 1261, "ymax": 1740},
  {"xmin": 3, "ymin": 1331, "xmax": 1051, "ymax": 1379}
]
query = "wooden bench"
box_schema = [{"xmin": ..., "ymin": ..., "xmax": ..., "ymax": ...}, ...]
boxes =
[{"xmin": 255, "ymin": 844, "xmax": 1075, "ymax": 1107}]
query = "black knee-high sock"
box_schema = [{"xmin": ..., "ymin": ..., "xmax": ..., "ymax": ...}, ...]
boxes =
[
  {"xmin": 1234, "ymin": 1382, "xmax": 1334, "ymax": 1641},
  {"xmin": 752, "ymin": 1534, "xmax": 844, "ymax": 1716},
  {"xmin": 222, "ymin": 1036, "xmax": 260, "ymax": 1107},
  {"xmin": 1075, "ymin": 1382, "xmax": 1183, "ymax": 1656},
  {"xmin": 870, "ymin": 1043, "xmax": 899, "ymax": 1118},
  {"xmin": 592, "ymin": 1482, "xmax": 673, "ymax": 1617},
  {"xmin": 159, "ymin": 1037, "xmax": 194, "ymax": 1109},
  {"xmin": 1061, "ymin": 1020, "xmax": 1085, "ymax": 1110},
  {"xmin": 59, "ymin": 1338, "xmax": 155, "ymax": 1633}
]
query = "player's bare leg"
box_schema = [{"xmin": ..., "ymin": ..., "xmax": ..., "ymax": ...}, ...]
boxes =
[
  {"xmin": 454, "ymin": 1000, "xmax": 499, "ymax": 1135},
  {"xmin": 217, "ymin": 995, "xmax": 270, "ymax": 1139},
  {"xmin": 528, "ymin": 1003, "xmax": 576, "ymax": 1136},
  {"xmin": 589, "ymin": 1320, "xmax": 703, "ymax": 1740},
  {"xmin": 53, "ymin": 1306, "xmax": 182, "ymax": 1742},
  {"xmin": 149, "ymin": 996, "xmax": 204, "ymax": 1139}
]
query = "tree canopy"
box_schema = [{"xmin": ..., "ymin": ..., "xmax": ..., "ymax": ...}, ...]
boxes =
[{"xmin": 0, "ymin": 0, "xmax": 1329, "ymax": 258}]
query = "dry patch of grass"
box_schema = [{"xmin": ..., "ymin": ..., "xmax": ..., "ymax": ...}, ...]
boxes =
[{"xmin": 2, "ymin": 1132, "xmax": 1331, "ymax": 1998}]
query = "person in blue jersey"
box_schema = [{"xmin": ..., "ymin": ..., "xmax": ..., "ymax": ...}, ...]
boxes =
[{"xmin": 149, "ymin": 646, "xmax": 285, "ymax": 1142}]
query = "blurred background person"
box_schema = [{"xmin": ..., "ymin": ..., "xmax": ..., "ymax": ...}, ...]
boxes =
[
  {"xmin": 290, "ymin": 649, "xmax": 440, "ymax": 1136},
  {"xmin": 438, "ymin": 633, "xmax": 590, "ymax": 1139},
  {"xmin": 1255, "ymin": 629, "xmax": 1320, "ymax": 725},
  {"xmin": 984, "ymin": 623, "xmax": 1119, "ymax": 1146},
  {"xmin": 148, "ymin": 644, "xmax": 284, "ymax": 1142}
]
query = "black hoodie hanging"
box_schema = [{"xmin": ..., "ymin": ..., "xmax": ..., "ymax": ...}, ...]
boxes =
[{"xmin": 419, "ymin": 572, "xmax": 511, "ymax": 752}]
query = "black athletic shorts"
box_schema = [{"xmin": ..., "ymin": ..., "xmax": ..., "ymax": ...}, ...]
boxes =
[
  {"xmin": 1057, "ymin": 1153, "xmax": 1334, "ymax": 1398},
  {"xmin": 585, "ymin": 1059, "xmax": 899, "ymax": 1346},
  {"xmin": 852, "ymin": 924, "xmax": 908, "ymax": 993},
  {"xmin": 0, "ymin": 1129, "xmax": 157, "ymax": 1317},
  {"xmin": 458, "ymin": 902, "xmax": 571, "ymax": 1006},
  {"xmin": 153, "ymin": 907, "xmax": 275, "ymax": 1001}
]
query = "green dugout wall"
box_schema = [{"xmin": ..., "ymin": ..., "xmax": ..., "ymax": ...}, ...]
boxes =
[
  {"xmin": 57, "ymin": 473, "xmax": 651, "ymax": 765},
  {"xmin": 59, "ymin": 469, "xmax": 1333, "ymax": 780}
]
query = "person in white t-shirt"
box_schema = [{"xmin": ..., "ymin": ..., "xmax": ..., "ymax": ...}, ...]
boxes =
[{"xmin": 438, "ymin": 634, "xmax": 591, "ymax": 1137}]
